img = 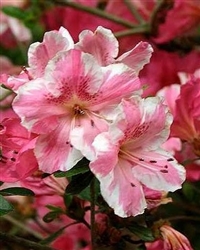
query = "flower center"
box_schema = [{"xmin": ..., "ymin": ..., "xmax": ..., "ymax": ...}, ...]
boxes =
[{"xmin": 73, "ymin": 104, "xmax": 85, "ymax": 116}]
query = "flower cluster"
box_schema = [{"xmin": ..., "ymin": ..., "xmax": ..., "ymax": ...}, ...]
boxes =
[{"xmin": 1, "ymin": 26, "xmax": 186, "ymax": 218}]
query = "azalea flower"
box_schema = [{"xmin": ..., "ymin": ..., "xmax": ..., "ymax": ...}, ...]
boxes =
[
  {"xmin": 90, "ymin": 96, "xmax": 185, "ymax": 217},
  {"xmin": 171, "ymin": 71, "xmax": 200, "ymax": 155},
  {"xmin": 146, "ymin": 224, "xmax": 194, "ymax": 250},
  {"xmin": 158, "ymin": 70, "xmax": 200, "ymax": 156},
  {"xmin": 12, "ymin": 27, "xmax": 153, "ymax": 173},
  {"xmin": 0, "ymin": 118, "xmax": 38, "ymax": 182}
]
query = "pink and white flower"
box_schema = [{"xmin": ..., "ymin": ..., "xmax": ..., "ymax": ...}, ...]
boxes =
[
  {"xmin": 90, "ymin": 96, "xmax": 185, "ymax": 217},
  {"xmin": 13, "ymin": 47, "xmax": 142, "ymax": 173},
  {"xmin": 146, "ymin": 224, "xmax": 193, "ymax": 250}
]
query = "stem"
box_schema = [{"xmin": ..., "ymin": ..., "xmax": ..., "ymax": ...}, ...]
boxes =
[
  {"xmin": 90, "ymin": 178, "xmax": 96, "ymax": 250},
  {"xmin": 3, "ymin": 215, "xmax": 44, "ymax": 240},
  {"xmin": 166, "ymin": 216, "xmax": 200, "ymax": 222},
  {"xmin": 50, "ymin": 0, "xmax": 137, "ymax": 28},
  {"xmin": 0, "ymin": 232, "xmax": 55, "ymax": 250},
  {"xmin": 124, "ymin": 0, "xmax": 144, "ymax": 24},
  {"xmin": 114, "ymin": 24, "xmax": 149, "ymax": 38},
  {"xmin": 81, "ymin": 218, "xmax": 91, "ymax": 230}
]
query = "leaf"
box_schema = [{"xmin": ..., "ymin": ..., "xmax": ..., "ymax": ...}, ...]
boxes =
[
  {"xmin": 63, "ymin": 193, "xmax": 73, "ymax": 207},
  {"xmin": 43, "ymin": 211, "xmax": 62, "ymax": 223},
  {"xmin": 54, "ymin": 158, "xmax": 90, "ymax": 178},
  {"xmin": 78, "ymin": 178, "xmax": 100, "ymax": 202},
  {"xmin": 0, "ymin": 195, "xmax": 14, "ymax": 216},
  {"xmin": 0, "ymin": 187, "xmax": 35, "ymax": 196},
  {"xmin": 1, "ymin": 6, "xmax": 27, "ymax": 20},
  {"xmin": 0, "ymin": 182, "xmax": 4, "ymax": 186},
  {"xmin": 40, "ymin": 225, "xmax": 68, "ymax": 245},
  {"xmin": 45, "ymin": 205, "xmax": 63, "ymax": 213},
  {"xmin": 65, "ymin": 171, "xmax": 94, "ymax": 195},
  {"xmin": 127, "ymin": 224, "xmax": 155, "ymax": 242}
]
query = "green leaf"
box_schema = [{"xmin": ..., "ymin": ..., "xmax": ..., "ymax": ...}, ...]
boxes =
[
  {"xmin": 45, "ymin": 205, "xmax": 63, "ymax": 213},
  {"xmin": 1, "ymin": 6, "xmax": 27, "ymax": 20},
  {"xmin": 0, "ymin": 187, "xmax": 35, "ymax": 196},
  {"xmin": 78, "ymin": 178, "xmax": 100, "ymax": 202},
  {"xmin": 0, "ymin": 195, "xmax": 14, "ymax": 216},
  {"xmin": 63, "ymin": 193, "xmax": 73, "ymax": 207},
  {"xmin": 0, "ymin": 182, "xmax": 4, "ymax": 186},
  {"xmin": 40, "ymin": 225, "xmax": 68, "ymax": 245},
  {"xmin": 127, "ymin": 224, "xmax": 155, "ymax": 242},
  {"xmin": 43, "ymin": 211, "xmax": 62, "ymax": 223},
  {"xmin": 65, "ymin": 171, "xmax": 94, "ymax": 195},
  {"xmin": 54, "ymin": 158, "xmax": 90, "ymax": 178}
]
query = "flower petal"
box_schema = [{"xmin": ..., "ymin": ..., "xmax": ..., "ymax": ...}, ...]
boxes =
[
  {"xmin": 13, "ymin": 78, "xmax": 67, "ymax": 133},
  {"xmin": 34, "ymin": 118, "xmax": 83, "ymax": 173},
  {"xmin": 131, "ymin": 149, "xmax": 186, "ymax": 192},
  {"xmin": 28, "ymin": 27, "xmax": 74, "ymax": 77},
  {"xmin": 117, "ymin": 42, "xmax": 153, "ymax": 75},
  {"xmin": 95, "ymin": 159, "xmax": 147, "ymax": 217},
  {"xmin": 75, "ymin": 26, "xmax": 118, "ymax": 66}
]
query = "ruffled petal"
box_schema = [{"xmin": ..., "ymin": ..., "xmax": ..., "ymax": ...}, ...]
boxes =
[
  {"xmin": 28, "ymin": 27, "xmax": 74, "ymax": 77},
  {"xmin": 75, "ymin": 26, "xmax": 118, "ymax": 66},
  {"xmin": 117, "ymin": 42, "xmax": 153, "ymax": 75}
]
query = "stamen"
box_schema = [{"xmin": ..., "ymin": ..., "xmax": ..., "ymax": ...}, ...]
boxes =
[
  {"xmin": 22, "ymin": 66, "xmax": 33, "ymax": 80},
  {"xmin": 90, "ymin": 120, "xmax": 94, "ymax": 127},
  {"xmin": 73, "ymin": 104, "xmax": 85, "ymax": 116},
  {"xmin": 149, "ymin": 160, "xmax": 157, "ymax": 163},
  {"xmin": 160, "ymin": 169, "xmax": 168, "ymax": 173}
]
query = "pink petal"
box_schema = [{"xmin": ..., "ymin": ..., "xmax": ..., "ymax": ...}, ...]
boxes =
[
  {"xmin": 34, "ymin": 118, "xmax": 83, "ymax": 173},
  {"xmin": 44, "ymin": 49, "xmax": 103, "ymax": 96},
  {"xmin": 116, "ymin": 97, "xmax": 172, "ymax": 150},
  {"xmin": 117, "ymin": 42, "xmax": 153, "ymax": 75},
  {"xmin": 70, "ymin": 113, "xmax": 108, "ymax": 161},
  {"xmin": 90, "ymin": 132, "xmax": 119, "ymax": 177},
  {"xmin": 130, "ymin": 149, "xmax": 186, "ymax": 192},
  {"xmin": 75, "ymin": 26, "xmax": 118, "ymax": 66},
  {"xmin": 28, "ymin": 27, "xmax": 74, "ymax": 77},
  {"xmin": 92, "ymin": 64, "xmax": 141, "ymax": 110},
  {"xmin": 13, "ymin": 78, "xmax": 67, "ymax": 133},
  {"xmin": 94, "ymin": 159, "xmax": 146, "ymax": 217}
]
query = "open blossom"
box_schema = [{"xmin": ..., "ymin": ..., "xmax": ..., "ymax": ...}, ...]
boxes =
[
  {"xmin": 90, "ymin": 96, "xmax": 185, "ymax": 217},
  {"xmin": 146, "ymin": 224, "xmax": 193, "ymax": 250},
  {"xmin": 154, "ymin": 0, "xmax": 200, "ymax": 44},
  {"xmin": 171, "ymin": 71, "xmax": 200, "ymax": 155},
  {"xmin": 12, "ymin": 27, "xmax": 153, "ymax": 174},
  {"xmin": 0, "ymin": 118, "xmax": 38, "ymax": 182},
  {"xmin": 158, "ymin": 70, "xmax": 200, "ymax": 156}
]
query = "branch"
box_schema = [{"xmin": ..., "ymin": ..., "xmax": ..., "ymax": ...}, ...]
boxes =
[
  {"xmin": 3, "ymin": 215, "xmax": 44, "ymax": 239},
  {"xmin": 114, "ymin": 24, "xmax": 149, "ymax": 38},
  {"xmin": 124, "ymin": 0, "xmax": 144, "ymax": 24},
  {"xmin": 90, "ymin": 178, "xmax": 96, "ymax": 249},
  {"xmin": 0, "ymin": 232, "xmax": 55, "ymax": 250},
  {"xmin": 50, "ymin": 0, "xmax": 137, "ymax": 28}
]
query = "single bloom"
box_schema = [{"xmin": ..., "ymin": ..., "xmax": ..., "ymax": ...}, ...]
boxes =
[
  {"xmin": 146, "ymin": 224, "xmax": 193, "ymax": 250},
  {"xmin": 90, "ymin": 96, "xmax": 185, "ymax": 217},
  {"xmin": 13, "ymin": 48, "xmax": 142, "ymax": 173}
]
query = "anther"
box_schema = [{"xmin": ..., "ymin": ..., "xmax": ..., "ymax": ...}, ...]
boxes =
[
  {"xmin": 149, "ymin": 160, "xmax": 157, "ymax": 163},
  {"xmin": 160, "ymin": 169, "xmax": 168, "ymax": 173}
]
